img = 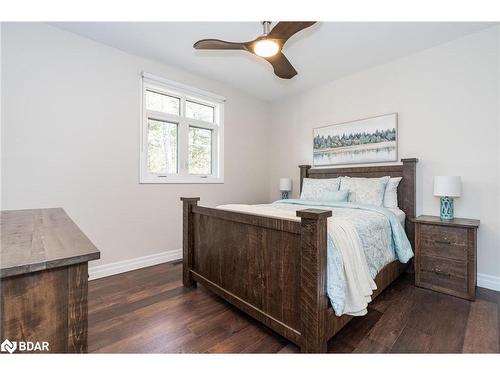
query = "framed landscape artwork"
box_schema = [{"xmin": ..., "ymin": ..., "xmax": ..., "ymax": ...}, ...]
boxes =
[{"xmin": 313, "ymin": 113, "xmax": 398, "ymax": 166}]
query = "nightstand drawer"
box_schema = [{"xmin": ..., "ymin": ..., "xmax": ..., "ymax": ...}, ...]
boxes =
[
  {"xmin": 419, "ymin": 224, "xmax": 467, "ymax": 261},
  {"xmin": 418, "ymin": 255, "xmax": 467, "ymax": 294}
]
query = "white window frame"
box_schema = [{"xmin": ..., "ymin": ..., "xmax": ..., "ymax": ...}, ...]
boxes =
[{"xmin": 140, "ymin": 72, "xmax": 225, "ymax": 184}]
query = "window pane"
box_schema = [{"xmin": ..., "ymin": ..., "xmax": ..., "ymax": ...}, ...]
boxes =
[
  {"xmin": 146, "ymin": 90, "xmax": 180, "ymax": 115},
  {"xmin": 186, "ymin": 101, "xmax": 214, "ymax": 122},
  {"xmin": 188, "ymin": 127, "xmax": 212, "ymax": 175},
  {"xmin": 147, "ymin": 119, "xmax": 177, "ymax": 174}
]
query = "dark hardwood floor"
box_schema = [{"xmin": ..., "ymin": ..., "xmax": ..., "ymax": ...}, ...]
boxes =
[{"xmin": 88, "ymin": 262, "xmax": 500, "ymax": 353}]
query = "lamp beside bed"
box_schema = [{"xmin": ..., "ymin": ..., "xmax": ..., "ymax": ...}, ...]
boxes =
[
  {"xmin": 279, "ymin": 177, "xmax": 292, "ymax": 199},
  {"xmin": 434, "ymin": 175, "xmax": 461, "ymax": 220}
]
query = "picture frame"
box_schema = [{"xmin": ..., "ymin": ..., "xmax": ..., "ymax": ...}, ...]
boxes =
[{"xmin": 313, "ymin": 113, "xmax": 398, "ymax": 166}]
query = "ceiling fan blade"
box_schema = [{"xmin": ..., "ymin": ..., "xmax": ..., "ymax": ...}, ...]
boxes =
[
  {"xmin": 193, "ymin": 39, "xmax": 249, "ymax": 51},
  {"xmin": 268, "ymin": 22, "xmax": 316, "ymax": 42},
  {"xmin": 263, "ymin": 52, "xmax": 297, "ymax": 79}
]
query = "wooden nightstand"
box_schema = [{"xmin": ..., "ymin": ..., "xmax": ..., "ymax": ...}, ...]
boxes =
[{"xmin": 413, "ymin": 215, "xmax": 480, "ymax": 301}]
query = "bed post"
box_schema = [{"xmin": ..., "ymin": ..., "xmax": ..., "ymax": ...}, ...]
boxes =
[
  {"xmin": 181, "ymin": 197, "xmax": 200, "ymax": 288},
  {"xmin": 299, "ymin": 165, "xmax": 311, "ymax": 194},
  {"xmin": 296, "ymin": 208, "xmax": 332, "ymax": 353},
  {"xmin": 400, "ymin": 158, "xmax": 418, "ymax": 249}
]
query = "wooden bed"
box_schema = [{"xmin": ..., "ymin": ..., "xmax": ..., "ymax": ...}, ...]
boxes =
[{"xmin": 181, "ymin": 158, "xmax": 417, "ymax": 353}]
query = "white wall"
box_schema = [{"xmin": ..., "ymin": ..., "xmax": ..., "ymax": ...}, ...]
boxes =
[
  {"xmin": 268, "ymin": 26, "xmax": 500, "ymax": 284},
  {"xmin": 1, "ymin": 23, "xmax": 271, "ymax": 270}
]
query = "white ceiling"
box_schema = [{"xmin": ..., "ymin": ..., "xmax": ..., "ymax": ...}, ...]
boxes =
[{"xmin": 50, "ymin": 22, "xmax": 496, "ymax": 101}]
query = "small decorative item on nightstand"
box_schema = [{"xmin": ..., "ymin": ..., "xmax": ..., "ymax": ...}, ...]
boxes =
[
  {"xmin": 434, "ymin": 176, "xmax": 461, "ymax": 220},
  {"xmin": 413, "ymin": 215, "xmax": 479, "ymax": 300},
  {"xmin": 279, "ymin": 178, "xmax": 292, "ymax": 200}
]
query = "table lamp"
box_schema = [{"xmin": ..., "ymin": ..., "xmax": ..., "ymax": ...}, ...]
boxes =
[
  {"xmin": 280, "ymin": 178, "xmax": 292, "ymax": 200},
  {"xmin": 434, "ymin": 176, "xmax": 461, "ymax": 220}
]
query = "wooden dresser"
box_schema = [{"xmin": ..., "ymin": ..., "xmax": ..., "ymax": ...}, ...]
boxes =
[
  {"xmin": 1, "ymin": 208, "xmax": 100, "ymax": 353},
  {"xmin": 414, "ymin": 215, "xmax": 479, "ymax": 301}
]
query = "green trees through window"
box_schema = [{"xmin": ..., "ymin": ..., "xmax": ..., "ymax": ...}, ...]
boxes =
[
  {"xmin": 147, "ymin": 119, "xmax": 177, "ymax": 174},
  {"xmin": 188, "ymin": 127, "xmax": 212, "ymax": 175}
]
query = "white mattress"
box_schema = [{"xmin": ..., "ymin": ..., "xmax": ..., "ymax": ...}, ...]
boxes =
[{"xmin": 387, "ymin": 207, "xmax": 406, "ymax": 226}]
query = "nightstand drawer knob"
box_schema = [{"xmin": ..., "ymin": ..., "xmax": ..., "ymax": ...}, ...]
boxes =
[
  {"xmin": 435, "ymin": 239, "xmax": 451, "ymax": 245},
  {"xmin": 433, "ymin": 267, "xmax": 451, "ymax": 277}
]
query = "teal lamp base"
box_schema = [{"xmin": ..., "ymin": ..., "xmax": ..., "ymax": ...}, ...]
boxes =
[
  {"xmin": 281, "ymin": 191, "xmax": 289, "ymax": 200},
  {"xmin": 440, "ymin": 196, "xmax": 454, "ymax": 220}
]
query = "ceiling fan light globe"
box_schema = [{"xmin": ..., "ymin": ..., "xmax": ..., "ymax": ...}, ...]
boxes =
[{"xmin": 253, "ymin": 39, "xmax": 280, "ymax": 57}]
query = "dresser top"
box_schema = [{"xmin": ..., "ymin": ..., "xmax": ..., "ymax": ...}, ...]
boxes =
[
  {"xmin": 1, "ymin": 208, "xmax": 100, "ymax": 278},
  {"xmin": 413, "ymin": 215, "xmax": 480, "ymax": 228}
]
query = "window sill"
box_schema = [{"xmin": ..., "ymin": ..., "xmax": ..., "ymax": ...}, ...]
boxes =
[{"xmin": 139, "ymin": 176, "xmax": 224, "ymax": 184}]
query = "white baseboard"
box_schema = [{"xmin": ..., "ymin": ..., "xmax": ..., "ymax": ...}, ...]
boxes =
[
  {"xmin": 89, "ymin": 249, "xmax": 182, "ymax": 280},
  {"xmin": 477, "ymin": 273, "xmax": 500, "ymax": 292}
]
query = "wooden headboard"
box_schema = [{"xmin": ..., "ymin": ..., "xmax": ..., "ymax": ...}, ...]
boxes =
[{"xmin": 299, "ymin": 158, "xmax": 418, "ymax": 247}]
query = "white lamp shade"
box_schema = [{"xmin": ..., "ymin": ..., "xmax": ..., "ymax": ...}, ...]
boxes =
[
  {"xmin": 279, "ymin": 178, "xmax": 292, "ymax": 191},
  {"xmin": 434, "ymin": 176, "xmax": 461, "ymax": 197}
]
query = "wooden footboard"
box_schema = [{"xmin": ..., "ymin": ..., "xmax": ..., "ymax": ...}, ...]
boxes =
[{"xmin": 181, "ymin": 197, "xmax": 333, "ymax": 352}]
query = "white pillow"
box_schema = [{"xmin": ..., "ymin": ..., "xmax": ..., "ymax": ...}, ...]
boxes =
[
  {"xmin": 383, "ymin": 177, "xmax": 402, "ymax": 208},
  {"xmin": 340, "ymin": 176, "xmax": 390, "ymax": 206},
  {"xmin": 300, "ymin": 178, "xmax": 340, "ymax": 201}
]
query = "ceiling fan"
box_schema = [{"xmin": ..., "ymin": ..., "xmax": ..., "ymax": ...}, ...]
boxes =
[{"xmin": 193, "ymin": 21, "xmax": 317, "ymax": 79}]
